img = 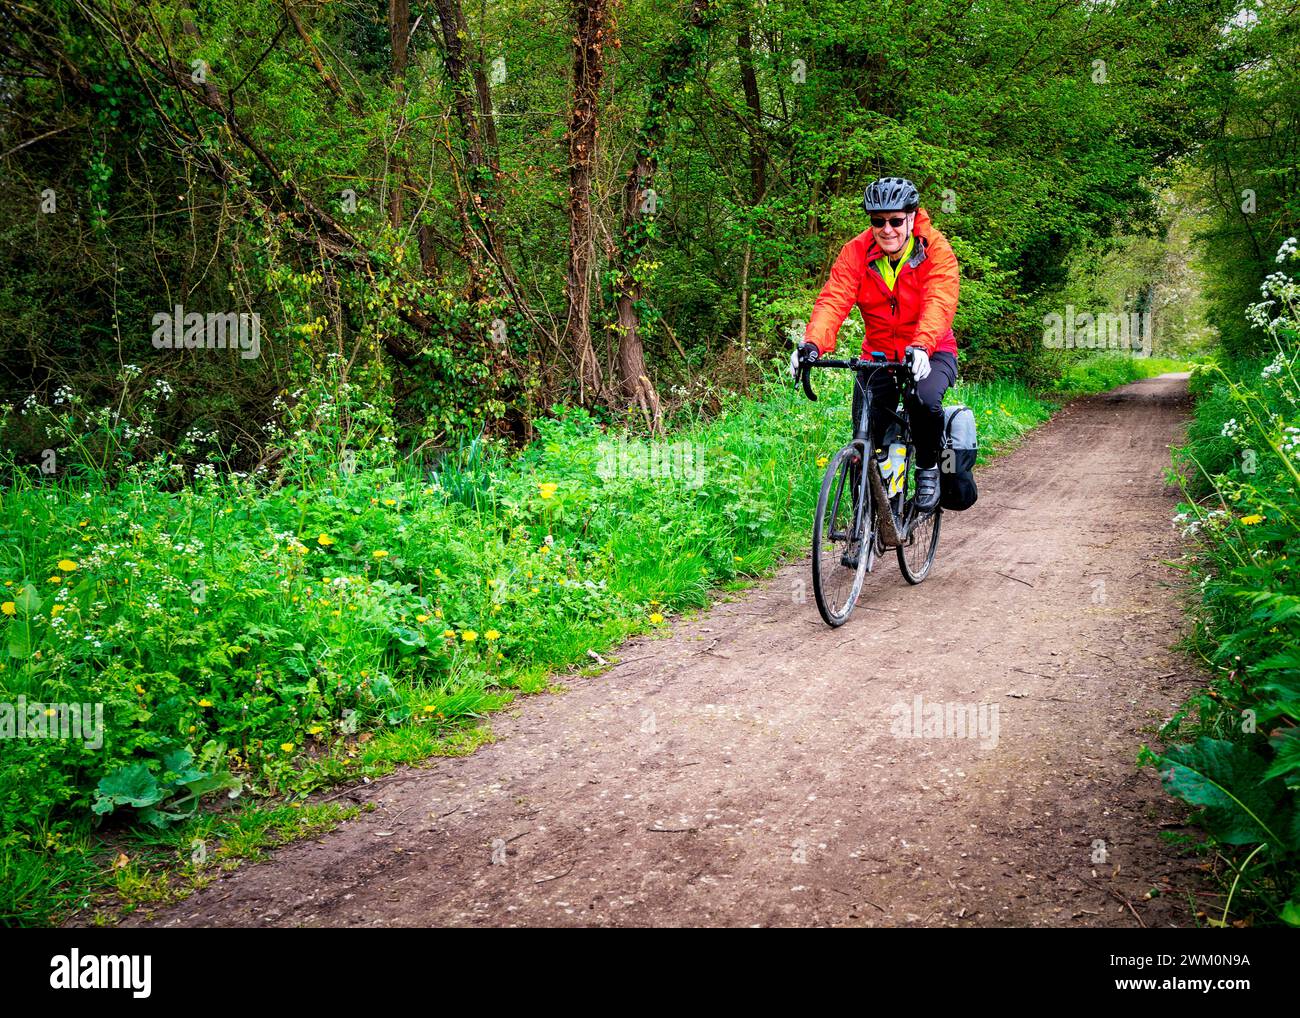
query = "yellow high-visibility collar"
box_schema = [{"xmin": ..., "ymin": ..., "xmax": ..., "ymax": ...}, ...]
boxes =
[{"xmin": 875, "ymin": 235, "xmax": 915, "ymax": 291}]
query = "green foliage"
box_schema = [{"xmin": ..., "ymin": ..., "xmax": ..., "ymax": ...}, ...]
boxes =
[
  {"xmin": 1152, "ymin": 237, "xmax": 1300, "ymax": 925},
  {"xmin": 1054, "ymin": 353, "xmax": 1191, "ymax": 394}
]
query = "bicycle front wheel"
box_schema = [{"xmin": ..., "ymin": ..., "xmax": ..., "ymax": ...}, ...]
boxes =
[{"xmin": 812, "ymin": 444, "xmax": 872, "ymax": 626}]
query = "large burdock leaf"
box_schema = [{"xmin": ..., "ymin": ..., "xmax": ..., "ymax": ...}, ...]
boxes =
[
  {"xmin": 1158, "ymin": 738, "xmax": 1290, "ymax": 848},
  {"xmin": 92, "ymin": 764, "xmax": 165, "ymax": 814}
]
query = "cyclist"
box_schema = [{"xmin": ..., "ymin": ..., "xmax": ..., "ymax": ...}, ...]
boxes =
[{"xmin": 790, "ymin": 177, "xmax": 960, "ymax": 513}]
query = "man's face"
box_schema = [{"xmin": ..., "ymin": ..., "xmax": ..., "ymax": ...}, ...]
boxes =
[{"xmin": 870, "ymin": 210, "xmax": 914, "ymax": 255}]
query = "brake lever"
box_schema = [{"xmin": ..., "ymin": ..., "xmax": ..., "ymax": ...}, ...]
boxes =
[{"xmin": 801, "ymin": 362, "xmax": 817, "ymax": 401}]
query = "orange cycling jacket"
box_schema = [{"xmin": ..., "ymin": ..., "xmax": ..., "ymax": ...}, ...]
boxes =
[{"xmin": 803, "ymin": 207, "xmax": 960, "ymax": 361}]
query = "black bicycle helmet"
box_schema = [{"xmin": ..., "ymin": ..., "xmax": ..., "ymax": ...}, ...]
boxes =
[{"xmin": 863, "ymin": 176, "xmax": 920, "ymax": 213}]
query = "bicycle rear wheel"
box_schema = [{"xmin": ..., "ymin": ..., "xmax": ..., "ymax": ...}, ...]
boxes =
[
  {"xmin": 812, "ymin": 444, "xmax": 872, "ymax": 626},
  {"xmin": 897, "ymin": 486, "xmax": 941, "ymax": 584}
]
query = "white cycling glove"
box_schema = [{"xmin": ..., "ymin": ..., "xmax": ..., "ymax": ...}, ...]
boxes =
[
  {"xmin": 789, "ymin": 345, "xmax": 802, "ymax": 381},
  {"xmin": 908, "ymin": 346, "xmax": 931, "ymax": 382}
]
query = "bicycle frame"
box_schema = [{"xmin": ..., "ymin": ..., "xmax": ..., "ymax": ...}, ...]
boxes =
[{"xmin": 806, "ymin": 355, "xmax": 917, "ymax": 549}]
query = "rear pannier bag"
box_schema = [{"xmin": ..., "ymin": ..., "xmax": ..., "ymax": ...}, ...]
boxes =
[{"xmin": 939, "ymin": 404, "xmax": 978, "ymax": 511}]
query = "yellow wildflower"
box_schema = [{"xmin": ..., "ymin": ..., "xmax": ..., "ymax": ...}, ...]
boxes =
[
  {"xmin": 538, "ymin": 481, "xmax": 558, "ymax": 500},
  {"xmin": 1, "ymin": 602, "xmax": 14, "ymax": 616},
  {"xmin": 1241, "ymin": 514, "xmax": 1265, "ymax": 525},
  {"xmin": 485, "ymin": 629, "xmax": 501, "ymax": 641},
  {"xmin": 57, "ymin": 559, "xmax": 78, "ymax": 572},
  {"xmin": 462, "ymin": 630, "xmax": 478, "ymax": 642},
  {"xmin": 650, "ymin": 612, "xmax": 664, "ymax": 624},
  {"xmin": 317, "ymin": 533, "xmax": 335, "ymax": 546}
]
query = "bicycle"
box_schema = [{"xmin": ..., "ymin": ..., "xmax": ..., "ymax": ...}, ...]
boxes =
[{"xmin": 798, "ymin": 349, "xmax": 942, "ymax": 627}]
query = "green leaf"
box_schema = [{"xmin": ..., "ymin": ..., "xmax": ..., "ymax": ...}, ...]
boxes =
[
  {"xmin": 1159, "ymin": 738, "xmax": 1289, "ymax": 847},
  {"xmin": 160, "ymin": 748, "xmax": 204, "ymax": 786},
  {"xmin": 7, "ymin": 628, "xmax": 31, "ymax": 660},
  {"xmin": 14, "ymin": 583, "xmax": 41, "ymax": 613},
  {"xmin": 93, "ymin": 764, "xmax": 165, "ymax": 814}
]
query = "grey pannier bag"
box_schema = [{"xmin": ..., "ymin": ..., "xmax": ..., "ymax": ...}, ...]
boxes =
[{"xmin": 939, "ymin": 404, "xmax": 978, "ymax": 511}]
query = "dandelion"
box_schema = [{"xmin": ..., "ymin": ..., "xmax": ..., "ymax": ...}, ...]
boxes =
[
  {"xmin": 538, "ymin": 482, "xmax": 558, "ymax": 500},
  {"xmin": 307, "ymin": 725, "xmax": 324, "ymax": 735},
  {"xmin": 416, "ymin": 614, "xmax": 430, "ymax": 623},
  {"xmin": 1, "ymin": 602, "xmax": 14, "ymax": 616},
  {"xmin": 462, "ymin": 630, "xmax": 478, "ymax": 642},
  {"xmin": 650, "ymin": 612, "xmax": 664, "ymax": 624},
  {"xmin": 57, "ymin": 559, "xmax": 78, "ymax": 572},
  {"xmin": 485, "ymin": 629, "xmax": 501, "ymax": 641},
  {"xmin": 280, "ymin": 742, "xmax": 295, "ymax": 753},
  {"xmin": 199, "ymin": 698, "xmax": 213, "ymax": 707},
  {"xmin": 1240, "ymin": 514, "xmax": 1265, "ymax": 525},
  {"xmin": 422, "ymin": 705, "xmax": 436, "ymax": 714},
  {"xmin": 317, "ymin": 533, "xmax": 335, "ymax": 546},
  {"xmin": 383, "ymin": 498, "xmax": 396, "ymax": 506},
  {"xmin": 434, "ymin": 608, "xmax": 443, "ymax": 618},
  {"xmin": 443, "ymin": 629, "xmax": 456, "ymax": 639},
  {"xmin": 540, "ymin": 545, "xmax": 550, "ymax": 555},
  {"xmin": 51, "ymin": 605, "xmax": 65, "ymax": 615},
  {"xmin": 372, "ymin": 549, "xmax": 389, "ymax": 559},
  {"xmin": 816, "ymin": 455, "xmax": 829, "ymax": 468}
]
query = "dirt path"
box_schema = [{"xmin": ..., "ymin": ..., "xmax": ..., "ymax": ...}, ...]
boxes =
[{"xmin": 127, "ymin": 374, "xmax": 1208, "ymax": 928}]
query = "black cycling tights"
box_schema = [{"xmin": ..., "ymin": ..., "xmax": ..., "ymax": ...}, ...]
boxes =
[{"xmin": 851, "ymin": 351, "xmax": 958, "ymax": 469}]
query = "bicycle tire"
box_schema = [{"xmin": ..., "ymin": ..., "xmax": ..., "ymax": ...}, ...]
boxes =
[
  {"xmin": 897, "ymin": 498, "xmax": 941, "ymax": 584},
  {"xmin": 812, "ymin": 443, "xmax": 872, "ymax": 626}
]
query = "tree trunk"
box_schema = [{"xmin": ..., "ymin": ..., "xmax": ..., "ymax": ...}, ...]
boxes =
[
  {"xmin": 563, "ymin": 0, "xmax": 608, "ymax": 402},
  {"xmin": 608, "ymin": 0, "xmax": 716, "ymax": 433},
  {"xmin": 387, "ymin": 0, "xmax": 410, "ymax": 230},
  {"xmin": 737, "ymin": 24, "xmax": 766, "ymax": 203},
  {"xmin": 431, "ymin": 0, "xmax": 489, "ymax": 296}
]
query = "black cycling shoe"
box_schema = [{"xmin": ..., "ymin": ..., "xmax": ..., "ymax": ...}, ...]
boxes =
[{"xmin": 915, "ymin": 466, "xmax": 940, "ymax": 513}]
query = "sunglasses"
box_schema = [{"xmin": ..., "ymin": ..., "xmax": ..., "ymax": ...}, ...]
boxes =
[{"xmin": 870, "ymin": 215, "xmax": 910, "ymax": 229}]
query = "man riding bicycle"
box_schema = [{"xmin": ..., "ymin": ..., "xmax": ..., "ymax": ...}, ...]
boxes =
[{"xmin": 790, "ymin": 177, "xmax": 960, "ymax": 513}]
